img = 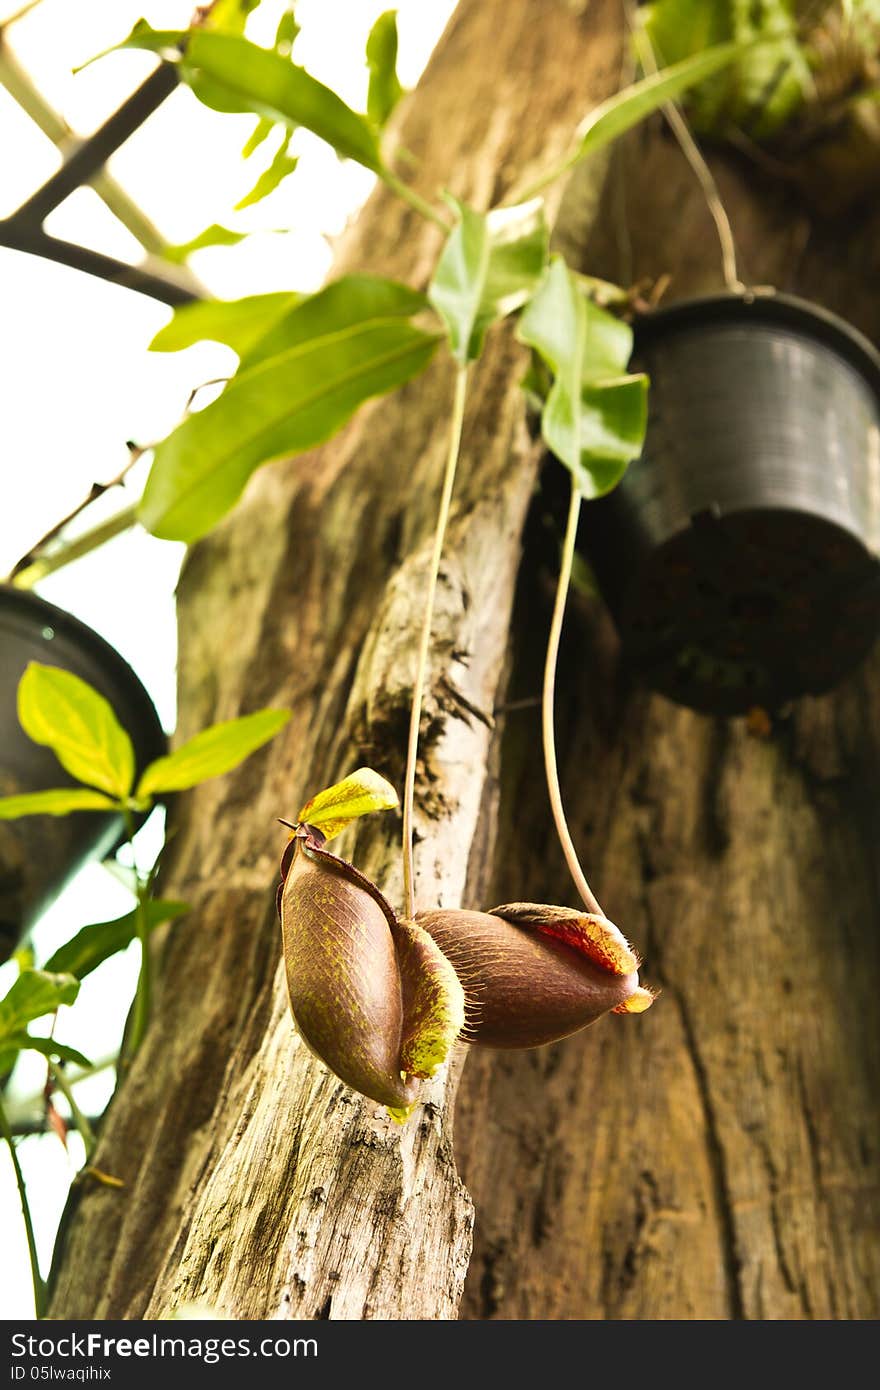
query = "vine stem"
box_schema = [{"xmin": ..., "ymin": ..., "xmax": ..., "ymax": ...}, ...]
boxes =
[
  {"xmin": 542, "ymin": 482, "xmax": 603, "ymax": 917},
  {"xmin": 7, "ymin": 1054, "xmax": 117, "ymax": 1130},
  {"xmin": 626, "ymin": 2, "xmax": 743, "ymax": 294},
  {"xmin": 9, "ymin": 502, "xmax": 140, "ymax": 589},
  {"xmin": 121, "ymin": 813, "xmax": 151, "ymax": 1062},
  {"xmin": 381, "ymin": 168, "xmax": 450, "ymax": 231},
  {"xmin": 401, "ymin": 363, "xmax": 469, "ymax": 920},
  {"xmin": 126, "ymin": 882, "xmax": 151, "ymax": 1059},
  {"xmin": 9, "ymin": 446, "xmax": 145, "ymax": 582},
  {"xmin": 47, "ymin": 1060, "xmax": 96, "ymax": 1161},
  {"xmin": 114, "ymin": 811, "xmax": 150, "ymax": 1056},
  {"xmin": 0, "ymin": 1094, "xmax": 45, "ymax": 1318}
]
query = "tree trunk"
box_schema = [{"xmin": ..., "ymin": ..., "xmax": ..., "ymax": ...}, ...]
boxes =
[{"xmin": 48, "ymin": 0, "xmax": 880, "ymax": 1320}]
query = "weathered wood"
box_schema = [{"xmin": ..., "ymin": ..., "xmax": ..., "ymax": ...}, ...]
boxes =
[
  {"xmin": 456, "ymin": 120, "xmax": 880, "ymax": 1320},
  {"xmin": 48, "ymin": 0, "xmax": 627, "ymax": 1319}
]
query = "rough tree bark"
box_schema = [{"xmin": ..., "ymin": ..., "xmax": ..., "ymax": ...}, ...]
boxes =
[{"xmin": 49, "ymin": 0, "xmax": 880, "ymax": 1320}]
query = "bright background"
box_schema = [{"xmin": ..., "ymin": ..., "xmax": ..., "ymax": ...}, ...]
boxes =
[{"xmin": 0, "ymin": 0, "xmax": 455, "ymax": 1318}]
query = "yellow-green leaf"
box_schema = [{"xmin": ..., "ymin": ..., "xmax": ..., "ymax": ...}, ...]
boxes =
[
  {"xmin": 572, "ymin": 41, "xmax": 743, "ymax": 164},
  {"xmin": 92, "ymin": 25, "xmax": 381, "ymax": 170},
  {"xmin": 297, "ymin": 767, "xmax": 398, "ymax": 841},
  {"xmin": 17, "ymin": 663, "xmax": 136, "ymax": 799},
  {"xmin": 366, "ymin": 10, "xmax": 404, "ymax": 129},
  {"xmin": 136, "ymin": 709, "xmax": 290, "ymax": 798},
  {"xmin": 234, "ymin": 134, "xmax": 298, "ymax": 210},
  {"xmin": 149, "ymin": 292, "xmax": 300, "ymax": 357},
  {"xmin": 0, "ymin": 788, "xmax": 118, "ymax": 819},
  {"xmin": 160, "ymin": 224, "xmax": 248, "ymax": 265}
]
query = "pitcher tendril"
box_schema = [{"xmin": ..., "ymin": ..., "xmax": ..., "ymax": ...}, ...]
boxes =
[
  {"xmin": 542, "ymin": 482, "xmax": 603, "ymax": 917},
  {"xmin": 402, "ymin": 364, "xmax": 469, "ymax": 921}
]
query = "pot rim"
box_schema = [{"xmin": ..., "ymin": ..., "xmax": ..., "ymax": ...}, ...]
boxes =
[
  {"xmin": 632, "ymin": 290, "xmax": 880, "ymax": 400},
  {"xmin": 0, "ymin": 583, "xmax": 166, "ymax": 769}
]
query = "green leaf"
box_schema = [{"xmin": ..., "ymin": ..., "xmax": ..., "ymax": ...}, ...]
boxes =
[
  {"xmin": 234, "ymin": 133, "xmax": 298, "ymax": 209},
  {"xmin": 185, "ymin": 31, "xmax": 381, "ymax": 170},
  {"xmin": 0, "ymin": 970, "xmax": 79, "ymax": 1040},
  {"xmin": 274, "ymin": 6, "xmax": 300, "ymax": 55},
  {"xmin": 149, "ymin": 292, "xmax": 300, "ymax": 357},
  {"xmin": 183, "ymin": 65, "xmax": 257, "ymax": 115},
  {"xmin": 241, "ymin": 273, "xmax": 426, "ymax": 368},
  {"xmin": 139, "ymin": 318, "xmax": 440, "ymax": 541},
  {"xmin": 297, "ymin": 767, "xmax": 398, "ymax": 841},
  {"xmin": 136, "ymin": 709, "xmax": 291, "ymax": 797},
  {"xmin": 0, "ymin": 788, "xmax": 119, "ymax": 820},
  {"xmin": 202, "ymin": 0, "xmax": 262, "ymax": 36},
  {"xmin": 81, "ymin": 20, "xmax": 184, "ymax": 67},
  {"xmin": 100, "ymin": 26, "xmax": 381, "ymax": 168},
  {"xmin": 366, "ymin": 10, "xmax": 404, "ymax": 129},
  {"xmin": 571, "ymin": 40, "xmax": 744, "ymax": 166},
  {"xmin": 160, "ymin": 224, "xmax": 248, "ymax": 265},
  {"xmin": 17, "ymin": 663, "xmax": 136, "ymax": 799},
  {"xmin": 44, "ymin": 901, "xmax": 189, "ymax": 981},
  {"xmin": 517, "ymin": 257, "xmax": 648, "ymax": 498},
  {"xmin": 2, "ymin": 1034, "xmax": 93, "ymax": 1070},
  {"xmin": 428, "ymin": 197, "xmax": 548, "ymax": 364},
  {"xmin": 242, "ymin": 114, "xmax": 274, "ymax": 158}
]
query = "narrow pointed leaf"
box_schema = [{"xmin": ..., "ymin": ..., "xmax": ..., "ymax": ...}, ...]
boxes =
[
  {"xmin": 274, "ymin": 7, "xmax": 300, "ymax": 55},
  {"xmin": 100, "ymin": 27, "xmax": 381, "ymax": 168},
  {"xmin": 2, "ymin": 1034, "xmax": 93, "ymax": 1069},
  {"xmin": 161, "ymin": 224, "xmax": 248, "ymax": 264},
  {"xmin": 186, "ymin": 31, "xmax": 381, "ymax": 169},
  {"xmin": 138, "ymin": 319, "xmax": 440, "ymax": 541},
  {"xmin": 242, "ymin": 115, "xmax": 274, "ymax": 158},
  {"xmin": 81, "ymin": 20, "xmax": 184, "ymax": 67},
  {"xmin": 572, "ymin": 41, "xmax": 743, "ymax": 164},
  {"xmin": 44, "ymin": 901, "xmax": 189, "ymax": 980},
  {"xmin": 517, "ymin": 256, "xmax": 648, "ymax": 497},
  {"xmin": 234, "ymin": 136, "xmax": 298, "ymax": 210},
  {"xmin": 297, "ymin": 768, "xmax": 398, "ymax": 841},
  {"xmin": 0, "ymin": 788, "xmax": 118, "ymax": 819},
  {"xmin": 0, "ymin": 970, "xmax": 79, "ymax": 1039},
  {"xmin": 149, "ymin": 292, "xmax": 300, "ymax": 357},
  {"xmin": 17, "ymin": 663, "xmax": 136, "ymax": 799},
  {"xmin": 428, "ymin": 197, "xmax": 548, "ymax": 363},
  {"xmin": 366, "ymin": 10, "xmax": 404, "ymax": 129},
  {"xmin": 136, "ymin": 709, "xmax": 290, "ymax": 797}
]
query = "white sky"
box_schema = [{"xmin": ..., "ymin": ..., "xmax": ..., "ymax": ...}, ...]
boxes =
[{"xmin": 0, "ymin": 0, "xmax": 455, "ymax": 1319}]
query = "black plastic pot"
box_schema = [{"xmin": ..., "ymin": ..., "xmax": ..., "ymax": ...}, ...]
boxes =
[
  {"xmin": 578, "ymin": 292, "xmax": 880, "ymax": 715},
  {"xmin": 0, "ymin": 587, "xmax": 166, "ymax": 962}
]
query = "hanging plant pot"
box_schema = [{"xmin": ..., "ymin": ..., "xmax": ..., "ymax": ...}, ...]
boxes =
[
  {"xmin": 0, "ymin": 586, "xmax": 166, "ymax": 963},
  {"xmin": 578, "ymin": 292, "xmax": 880, "ymax": 715}
]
